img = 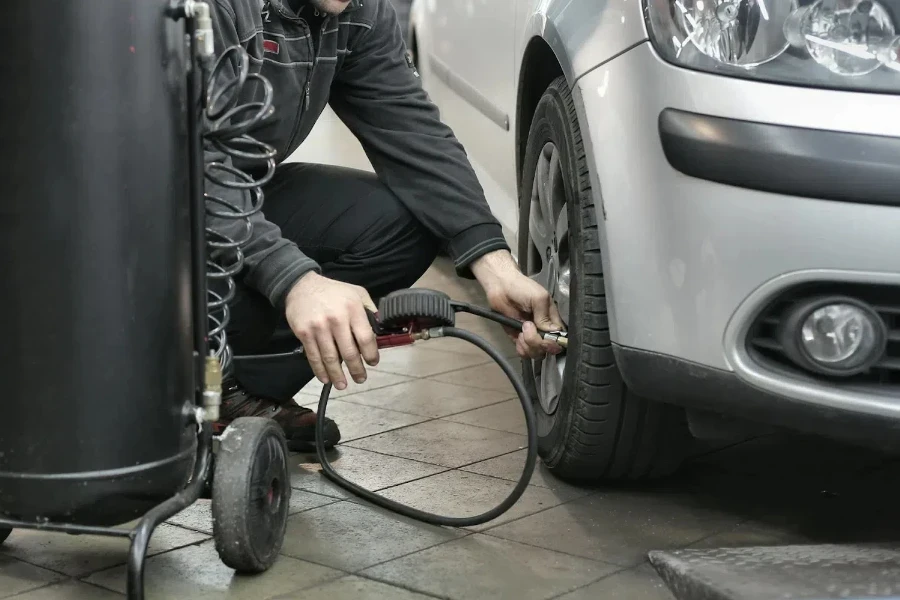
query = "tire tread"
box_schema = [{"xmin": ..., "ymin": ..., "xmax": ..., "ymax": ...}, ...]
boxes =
[{"xmin": 524, "ymin": 76, "xmax": 690, "ymax": 482}]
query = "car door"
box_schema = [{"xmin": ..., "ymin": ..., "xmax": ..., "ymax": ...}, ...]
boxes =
[{"xmin": 426, "ymin": 0, "xmax": 520, "ymax": 235}]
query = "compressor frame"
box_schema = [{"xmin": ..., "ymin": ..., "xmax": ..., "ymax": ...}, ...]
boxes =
[{"xmin": 0, "ymin": 3, "xmax": 279, "ymax": 598}]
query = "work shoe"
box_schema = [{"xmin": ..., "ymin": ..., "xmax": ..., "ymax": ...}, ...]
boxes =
[{"xmin": 215, "ymin": 379, "xmax": 341, "ymax": 452}]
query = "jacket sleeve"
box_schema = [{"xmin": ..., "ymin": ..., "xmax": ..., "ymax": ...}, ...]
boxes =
[
  {"xmin": 208, "ymin": 1, "xmax": 320, "ymax": 307},
  {"xmin": 329, "ymin": 1, "xmax": 510, "ymax": 277}
]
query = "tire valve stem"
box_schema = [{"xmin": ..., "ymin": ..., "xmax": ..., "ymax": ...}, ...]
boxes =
[
  {"xmin": 542, "ymin": 332, "xmax": 569, "ymax": 348},
  {"xmin": 203, "ymin": 354, "xmax": 222, "ymax": 422}
]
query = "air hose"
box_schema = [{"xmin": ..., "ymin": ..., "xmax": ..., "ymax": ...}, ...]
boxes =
[
  {"xmin": 198, "ymin": 44, "xmax": 562, "ymax": 528},
  {"xmin": 313, "ymin": 289, "xmax": 566, "ymax": 527}
]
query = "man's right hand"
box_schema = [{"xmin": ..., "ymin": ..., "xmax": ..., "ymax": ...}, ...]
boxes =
[{"xmin": 284, "ymin": 272, "xmax": 379, "ymax": 391}]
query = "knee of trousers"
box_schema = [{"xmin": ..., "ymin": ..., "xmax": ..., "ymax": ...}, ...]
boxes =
[{"xmin": 350, "ymin": 198, "xmax": 440, "ymax": 289}]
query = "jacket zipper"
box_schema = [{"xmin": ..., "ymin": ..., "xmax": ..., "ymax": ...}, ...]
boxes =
[{"xmin": 282, "ymin": 19, "xmax": 316, "ymax": 158}]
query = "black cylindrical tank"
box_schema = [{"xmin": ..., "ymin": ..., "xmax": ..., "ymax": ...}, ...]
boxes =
[{"xmin": 0, "ymin": 1, "xmax": 196, "ymax": 525}]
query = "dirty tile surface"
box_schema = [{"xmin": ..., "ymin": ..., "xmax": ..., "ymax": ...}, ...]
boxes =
[{"xmin": 5, "ymin": 111, "xmax": 900, "ymax": 599}]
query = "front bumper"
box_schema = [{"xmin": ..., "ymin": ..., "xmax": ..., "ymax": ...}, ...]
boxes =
[{"xmin": 573, "ymin": 42, "xmax": 900, "ymax": 429}]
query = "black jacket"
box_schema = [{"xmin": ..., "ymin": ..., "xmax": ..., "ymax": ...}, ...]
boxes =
[{"xmin": 208, "ymin": 0, "xmax": 509, "ymax": 307}]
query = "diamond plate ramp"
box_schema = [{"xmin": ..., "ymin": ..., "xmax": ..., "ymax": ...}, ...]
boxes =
[{"xmin": 649, "ymin": 544, "xmax": 900, "ymax": 600}]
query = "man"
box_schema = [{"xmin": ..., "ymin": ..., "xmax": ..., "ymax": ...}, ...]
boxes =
[{"xmin": 208, "ymin": 0, "xmax": 564, "ymax": 452}]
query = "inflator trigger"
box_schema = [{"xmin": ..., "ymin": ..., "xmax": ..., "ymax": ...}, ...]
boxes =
[{"xmin": 365, "ymin": 309, "xmax": 444, "ymax": 349}]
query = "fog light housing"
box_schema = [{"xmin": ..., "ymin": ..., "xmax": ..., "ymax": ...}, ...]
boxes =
[{"xmin": 778, "ymin": 296, "xmax": 887, "ymax": 376}]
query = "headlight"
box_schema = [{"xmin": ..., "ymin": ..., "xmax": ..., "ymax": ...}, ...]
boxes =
[{"xmin": 645, "ymin": 0, "xmax": 900, "ymax": 91}]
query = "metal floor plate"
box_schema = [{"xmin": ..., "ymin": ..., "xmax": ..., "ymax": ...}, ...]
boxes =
[{"xmin": 649, "ymin": 544, "xmax": 900, "ymax": 600}]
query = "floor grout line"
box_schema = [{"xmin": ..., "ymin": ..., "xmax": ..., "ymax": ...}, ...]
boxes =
[
  {"xmin": 267, "ymin": 571, "xmax": 350, "ymax": 600},
  {"xmin": 76, "ymin": 577, "xmax": 130, "ymax": 597},
  {"xmin": 4, "ymin": 578, "xmax": 78, "ymax": 599},
  {"xmin": 349, "ymin": 530, "xmax": 478, "ymax": 576},
  {"xmin": 479, "ymin": 525, "xmax": 638, "ymax": 569},
  {"xmin": 545, "ymin": 564, "xmax": 634, "ymax": 600},
  {"xmin": 342, "ymin": 416, "xmax": 528, "ymax": 455},
  {"xmin": 370, "ymin": 355, "xmax": 495, "ymax": 379},
  {"xmin": 349, "ymin": 571, "xmax": 451, "ymax": 599},
  {"xmin": 326, "ymin": 392, "xmax": 516, "ymax": 423}
]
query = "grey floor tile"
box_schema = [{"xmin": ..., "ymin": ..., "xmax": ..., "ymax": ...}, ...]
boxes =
[
  {"xmin": 556, "ymin": 564, "xmax": 675, "ymax": 600},
  {"xmin": 414, "ymin": 258, "xmax": 483, "ymax": 300},
  {"xmin": 289, "ymin": 464, "xmax": 354, "ymax": 499},
  {"xmin": 296, "ymin": 398, "xmax": 429, "ymax": 441},
  {"xmin": 335, "ymin": 379, "xmax": 510, "ymax": 418},
  {"xmin": 166, "ymin": 491, "xmax": 337, "ymax": 534},
  {"xmin": 0, "ymin": 523, "xmax": 208, "ymax": 577},
  {"xmin": 432, "ymin": 363, "xmax": 516, "ymax": 394},
  {"xmin": 451, "ymin": 313, "xmax": 519, "ymax": 356},
  {"xmin": 0, "ymin": 555, "xmax": 65, "ymax": 599},
  {"xmin": 282, "ymin": 575, "xmax": 435, "ymax": 599},
  {"xmin": 362, "ymin": 533, "xmax": 615, "ymax": 600},
  {"xmin": 377, "ymin": 470, "xmax": 580, "ymax": 531},
  {"xmin": 371, "ymin": 345, "xmax": 490, "ymax": 377},
  {"xmin": 443, "ymin": 399, "xmax": 527, "ymax": 435},
  {"xmin": 300, "ymin": 370, "xmax": 413, "ymax": 399},
  {"xmin": 462, "ymin": 450, "xmax": 594, "ymax": 497},
  {"xmin": 420, "ymin": 310, "xmax": 518, "ymax": 359},
  {"xmin": 12, "ymin": 581, "xmax": 123, "ymax": 599},
  {"xmin": 486, "ymin": 491, "xmax": 743, "ymax": 567},
  {"xmin": 348, "ymin": 420, "xmax": 526, "ymax": 468},
  {"xmin": 290, "ymin": 446, "xmax": 447, "ymax": 492},
  {"xmin": 85, "ymin": 540, "xmax": 342, "ymax": 599},
  {"xmin": 688, "ymin": 520, "xmax": 813, "ymax": 549},
  {"xmin": 279, "ymin": 500, "xmax": 463, "ymax": 572}
]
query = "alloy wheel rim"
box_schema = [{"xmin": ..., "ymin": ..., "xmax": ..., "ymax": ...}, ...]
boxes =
[{"xmin": 527, "ymin": 142, "xmax": 571, "ymax": 416}]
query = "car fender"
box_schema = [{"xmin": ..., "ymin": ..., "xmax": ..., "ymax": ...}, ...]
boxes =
[{"xmin": 517, "ymin": 0, "xmax": 648, "ymax": 84}]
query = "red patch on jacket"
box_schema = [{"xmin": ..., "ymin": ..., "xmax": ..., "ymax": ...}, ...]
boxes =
[{"xmin": 263, "ymin": 40, "xmax": 279, "ymax": 54}]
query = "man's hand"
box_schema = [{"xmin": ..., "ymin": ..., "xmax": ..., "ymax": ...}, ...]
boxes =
[
  {"xmin": 284, "ymin": 272, "xmax": 379, "ymax": 390},
  {"xmin": 471, "ymin": 250, "xmax": 565, "ymax": 359}
]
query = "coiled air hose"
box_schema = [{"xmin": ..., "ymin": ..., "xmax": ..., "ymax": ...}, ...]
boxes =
[
  {"xmin": 200, "ymin": 46, "xmax": 550, "ymax": 527},
  {"xmin": 202, "ymin": 45, "xmax": 276, "ymax": 375}
]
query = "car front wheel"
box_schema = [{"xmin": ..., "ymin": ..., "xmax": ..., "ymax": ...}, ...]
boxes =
[{"xmin": 519, "ymin": 76, "xmax": 691, "ymax": 482}]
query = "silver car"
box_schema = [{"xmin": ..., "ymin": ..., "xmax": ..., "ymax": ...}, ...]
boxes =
[{"xmin": 408, "ymin": 0, "xmax": 900, "ymax": 482}]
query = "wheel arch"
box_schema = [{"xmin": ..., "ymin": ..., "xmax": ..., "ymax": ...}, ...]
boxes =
[{"xmin": 515, "ymin": 36, "xmax": 567, "ymax": 185}]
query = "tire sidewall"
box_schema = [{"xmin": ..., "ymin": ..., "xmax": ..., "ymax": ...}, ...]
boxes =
[{"xmin": 518, "ymin": 81, "xmax": 590, "ymax": 467}]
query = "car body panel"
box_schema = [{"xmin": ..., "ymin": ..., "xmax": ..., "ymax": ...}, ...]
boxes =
[
  {"xmin": 409, "ymin": 0, "xmax": 900, "ymax": 434},
  {"xmin": 410, "ymin": 0, "xmax": 648, "ymax": 242},
  {"xmin": 517, "ymin": 0, "xmax": 648, "ymax": 86},
  {"xmin": 576, "ymin": 43, "xmax": 900, "ymax": 369}
]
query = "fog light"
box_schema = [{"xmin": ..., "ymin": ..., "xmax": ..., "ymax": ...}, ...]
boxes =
[{"xmin": 778, "ymin": 297, "xmax": 887, "ymax": 376}]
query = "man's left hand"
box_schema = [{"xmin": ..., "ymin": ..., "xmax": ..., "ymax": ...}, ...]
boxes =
[{"xmin": 471, "ymin": 250, "xmax": 565, "ymax": 359}]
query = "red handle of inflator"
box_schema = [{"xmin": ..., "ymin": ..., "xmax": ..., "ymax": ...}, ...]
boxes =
[{"xmin": 368, "ymin": 309, "xmax": 419, "ymax": 349}]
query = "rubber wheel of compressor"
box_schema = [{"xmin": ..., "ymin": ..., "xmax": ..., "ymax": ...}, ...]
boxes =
[
  {"xmin": 212, "ymin": 417, "xmax": 290, "ymax": 573},
  {"xmin": 518, "ymin": 76, "xmax": 691, "ymax": 482},
  {"xmin": 0, "ymin": 528, "xmax": 11, "ymax": 545}
]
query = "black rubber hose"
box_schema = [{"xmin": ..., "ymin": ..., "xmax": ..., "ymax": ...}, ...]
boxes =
[
  {"xmin": 314, "ymin": 326, "xmax": 538, "ymax": 527},
  {"xmin": 450, "ymin": 300, "xmax": 525, "ymax": 331}
]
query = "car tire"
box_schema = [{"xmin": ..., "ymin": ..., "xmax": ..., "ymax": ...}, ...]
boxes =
[{"xmin": 519, "ymin": 76, "xmax": 691, "ymax": 482}]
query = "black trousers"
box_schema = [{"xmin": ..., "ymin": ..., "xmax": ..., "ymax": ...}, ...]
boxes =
[{"xmin": 225, "ymin": 163, "xmax": 439, "ymax": 400}]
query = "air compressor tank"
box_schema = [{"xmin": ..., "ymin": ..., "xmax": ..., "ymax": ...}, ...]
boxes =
[{"xmin": 0, "ymin": 1, "xmax": 196, "ymax": 525}]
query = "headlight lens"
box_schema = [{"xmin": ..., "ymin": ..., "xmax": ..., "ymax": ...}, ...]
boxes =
[
  {"xmin": 671, "ymin": 0, "xmax": 795, "ymax": 66},
  {"xmin": 645, "ymin": 0, "xmax": 900, "ymax": 91}
]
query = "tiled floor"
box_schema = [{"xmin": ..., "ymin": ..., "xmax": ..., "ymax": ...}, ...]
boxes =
[
  {"xmin": 4, "ymin": 112, "xmax": 899, "ymax": 600},
  {"xmin": 4, "ymin": 261, "xmax": 900, "ymax": 599}
]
